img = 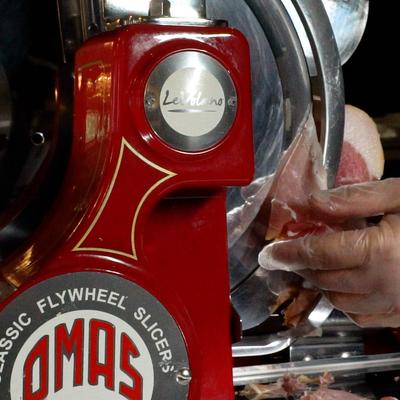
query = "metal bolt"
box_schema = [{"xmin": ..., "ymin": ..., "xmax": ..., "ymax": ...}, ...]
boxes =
[
  {"xmin": 228, "ymin": 97, "xmax": 237, "ymax": 107},
  {"xmin": 30, "ymin": 131, "xmax": 46, "ymax": 146},
  {"xmin": 65, "ymin": 38, "xmax": 75, "ymax": 51},
  {"xmin": 175, "ymin": 368, "xmax": 192, "ymax": 385},
  {"xmin": 88, "ymin": 23, "xmax": 99, "ymax": 33},
  {"xmin": 145, "ymin": 95, "xmax": 157, "ymax": 109}
]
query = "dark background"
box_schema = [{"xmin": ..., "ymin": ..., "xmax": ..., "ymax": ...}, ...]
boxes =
[
  {"xmin": 343, "ymin": 2, "xmax": 400, "ymax": 117},
  {"xmin": 342, "ymin": 2, "xmax": 400, "ymax": 179}
]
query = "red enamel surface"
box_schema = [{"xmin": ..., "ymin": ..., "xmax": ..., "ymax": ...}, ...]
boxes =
[{"xmin": 1, "ymin": 24, "xmax": 254, "ymax": 399}]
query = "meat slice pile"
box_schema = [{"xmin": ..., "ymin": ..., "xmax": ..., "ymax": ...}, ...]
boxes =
[
  {"xmin": 238, "ymin": 373, "xmax": 322, "ymax": 400},
  {"xmin": 238, "ymin": 373, "xmax": 398, "ymax": 400},
  {"xmin": 301, "ymin": 388, "xmax": 380, "ymax": 400}
]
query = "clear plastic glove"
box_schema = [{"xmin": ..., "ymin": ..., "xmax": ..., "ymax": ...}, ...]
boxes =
[{"xmin": 259, "ymin": 178, "xmax": 400, "ymax": 328}]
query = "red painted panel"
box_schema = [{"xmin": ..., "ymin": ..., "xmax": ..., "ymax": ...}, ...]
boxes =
[{"xmin": 1, "ymin": 23, "xmax": 254, "ymax": 399}]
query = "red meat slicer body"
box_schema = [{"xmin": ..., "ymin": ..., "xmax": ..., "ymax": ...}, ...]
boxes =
[{"xmin": 0, "ymin": 22, "xmax": 253, "ymax": 399}]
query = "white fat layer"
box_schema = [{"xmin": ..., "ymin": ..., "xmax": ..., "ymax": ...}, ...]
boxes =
[
  {"xmin": 281, "ymin": 202, "xmax": 298, "ymax": 221},
  {"xmin": 344, "ymin": 105, "xmax": 385, "ymax": 180}
]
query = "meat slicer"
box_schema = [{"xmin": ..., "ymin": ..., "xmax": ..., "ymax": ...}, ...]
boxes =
[{"xmin": 1, "ymin": 0, "xmax": 399, "ymax": 398}]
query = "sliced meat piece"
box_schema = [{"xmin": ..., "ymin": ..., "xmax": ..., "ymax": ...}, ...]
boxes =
[
  {"xmin": 283, "ymin": 288, "xmax": 320, "ymax": 328},
  {"xmin": 279, "ymin": 374, "xmax": 307, "ymax": 394},
  {"xmin": 301, "ymin": 388, "xmax": 368, "ymax": 400},
  {"xmin": 319, "ymin": 372, "xmax": 335, "ymax": 387},
  {"xmin": 266, "ymin": 105, "xmax": 384, "ymax": 242},
  {"xmin": 261, "ymin": 106, "xmax": 384, "ymax": 327},
  {"xmin": 336, "ymin": 105, "xmax": 384, "ymax": 186},
  {"xmin": 238, "ymin": 383, "xmax": 287, "ymax": 399},
  {"xmin": 269, "ymin": 284, "xmax": 300, "ymax": 314},
  {"xmin": 335, "ymin": 141, "xmax": 370, "ymax": 186},
  {"xmin": 265, "ymin": 116, "xmax": 327, "ymax": 241},
  {"xmin": 239, "ymin": 374, "xmax": 307, "ymax": 399}
]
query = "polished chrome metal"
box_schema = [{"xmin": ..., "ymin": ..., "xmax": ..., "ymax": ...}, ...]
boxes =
[
  {"xmin": 58, "ymin": 0, "xmax": 211, "ymax": 60},
  {"xmin": 290, "ymin": 333, "xmax": 364, "ymax": 362},
  {"xmin": 290, "ymin": 311, "xmax": 364, "ymax": 362},
  {"xmin": 229, "ymin": 0, "xmax": 344, "ymax": 333},
  {"xmin": 232, "ymin": 296, "xmax": 333, "ymax": 357},
  {"xmin": 242, "ymin": 0, "xmax": 311, "ymax": 149},
  {"xmin": 207, "ymin": 0, "xmax": 286, "ymax": 311},
  {"xmin": 175, "ymin": 368, "xmax": 192, "ymax": 385},
  {"xmin": 0, "ymin": 64, "xmax": 11, "ymax": 157},
  {"xmin": 149, "ymin": 0, "xmax": 171, "ymax": 17},
  {"xmin": 230, "ymin": 267, "xmax": 279, "ymax": 331},
  {"xmin": 125, "ymin": 16, "xmax": 224, "ymax": 27},
  {"xmin": 104, "ymin": 0, "xmax": 207, "ymax": 20},
  {"xmin": 226, "ymin": 0, "xmax": 312, "ymax": 326},
  {"xmin": 145, "ymin": 51, "xmax": 237, "ymax": 152},
  {"xmin": 30, "ymin": 132, "xmax": 46, "ymax": 147},
  {"xmin": 233, "ymin": 352, "xmax": 400, "ymax": 386},
  {"xmin": 282, "ymin": 0, "xmax": 369, "ymax": 76},
  {"xmin": 57, "ymin": 0, "xmax": 102, "ymax": 61},
  {"xmin": 233, "ymin": 334, "xmax": 294, "ymax": 358},
  {"xmin": 291, "ymin": 0, "xmax": 345, "ymax": 189},
  {"xmin": 80, "ymin": 0, "xmax": 106, "ymax": 38}
]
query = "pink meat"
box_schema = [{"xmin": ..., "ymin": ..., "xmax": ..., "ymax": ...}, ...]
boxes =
[
  {"xmin": 279, "ymin": 374, "xmax": 307, "ymax": 394},
  {"xmin": 266, "ymin": 106, "xmax": 383, "ymax": 241},
  {"xmin": 335, "ymin": 141, "xmax": 370, "ymax": 186},
  {"xmin": 265, "ymin": 116, "xmax": 328, "ymax": 241},
  {"xmin": 338, "ymin": 105, "xmax": 384, "ymax": 183},
  {"xmin": 301, "ymin": 388, "xmax": 368, "ymax": 400}
]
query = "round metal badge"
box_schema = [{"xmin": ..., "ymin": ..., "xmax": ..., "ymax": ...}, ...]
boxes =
[
  {"xmin": 144, "ymin": 51, "xmax": 238, "ymax": 152},
  {"xmin": 0, "ymin": 272, "xmax": 190, "ymax": 400}
]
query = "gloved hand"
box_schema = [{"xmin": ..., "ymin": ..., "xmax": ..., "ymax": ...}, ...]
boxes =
[{"xmin": 259, "ymin": 178, "xmax": 400, "ymax": 328}]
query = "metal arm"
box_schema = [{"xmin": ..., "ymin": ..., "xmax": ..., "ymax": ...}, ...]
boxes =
[{"xmin": 291, "ymin": 0, "xmax": 345, "ymax": 189}]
